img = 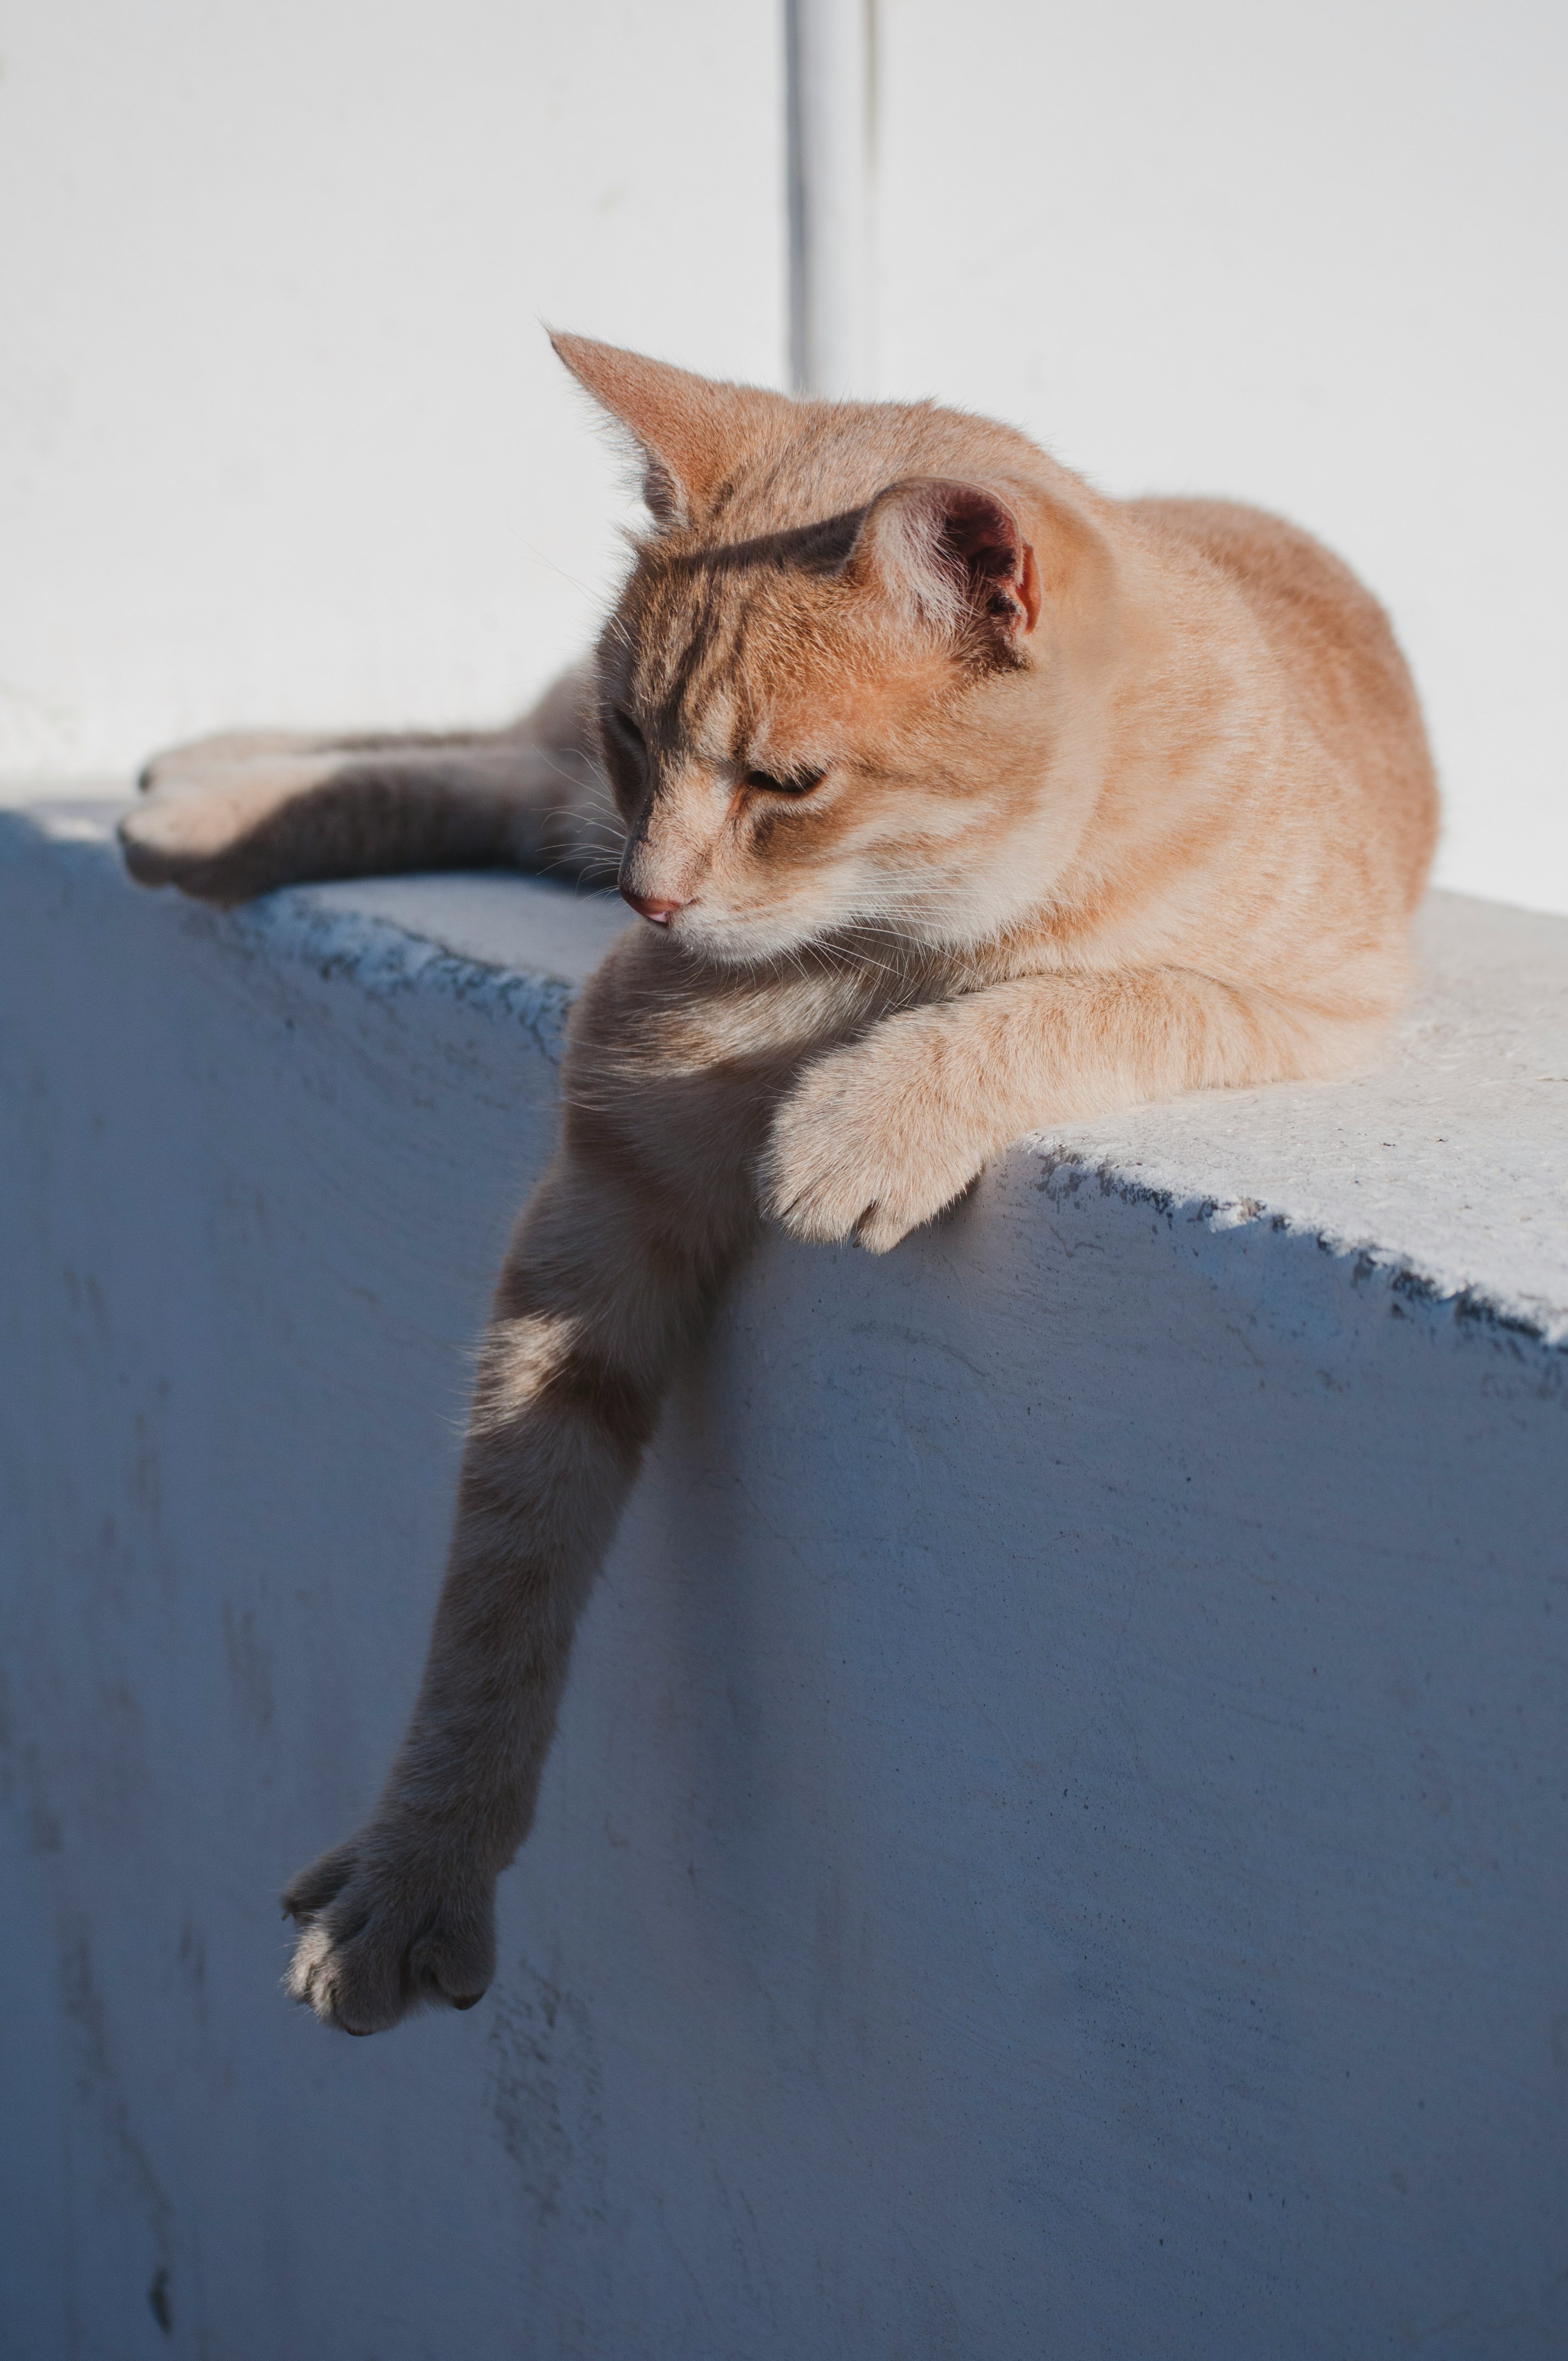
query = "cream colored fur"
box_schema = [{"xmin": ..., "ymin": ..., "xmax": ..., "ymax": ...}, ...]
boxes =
[{"xmin": 119, "ymin": 336, "xmax": 1437, "ymax": 2032}]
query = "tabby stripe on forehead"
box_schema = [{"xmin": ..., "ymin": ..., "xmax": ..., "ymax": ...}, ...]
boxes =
[
  {"xmin": 670, "ymin": 586, "xmax": 748, "ymax": 751},
  {"xmin": 643, "ymin": 589, "xmax": 710, "ymax": 739}
]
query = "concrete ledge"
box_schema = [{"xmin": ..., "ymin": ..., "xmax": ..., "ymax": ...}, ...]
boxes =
[{"xmin": 3, "ymin": 791, "xmax": 1566, "ymax": 2359}]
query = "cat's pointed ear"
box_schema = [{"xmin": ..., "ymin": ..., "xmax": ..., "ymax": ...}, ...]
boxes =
[
  {"xmin": 549, "ymin": 333, "xmax": 791, "ymax": 527},
  {"xmin": 847, "ymin": 477, "xmax": 1042, "ymax": 644}
]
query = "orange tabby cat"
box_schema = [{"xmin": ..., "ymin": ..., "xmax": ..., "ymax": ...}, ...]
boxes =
[{"xmin": 120, "ymin": 335, "xmax": 1437, "ymax": 2033}]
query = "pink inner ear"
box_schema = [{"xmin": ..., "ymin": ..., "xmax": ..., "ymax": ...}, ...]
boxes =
[
  {"xmin": 938, "ymin": 487, "xmax": 1024, "ymax": 589},
  {"xmin": 851, "ymin": 475, "xmax": 1040, "ymax": 637}
]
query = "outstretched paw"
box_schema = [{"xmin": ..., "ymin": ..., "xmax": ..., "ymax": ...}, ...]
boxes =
[
  {"xmin": 119, "ymin": 730, "xmax": 337, "ymax": 904},
  {"xmin": 281, "ymin": 1825, "xmax": 497, "ymax": 2036},
  {"xmin": 761, "ymin": 1025, "xmax": 988, "ymax": 1254}
]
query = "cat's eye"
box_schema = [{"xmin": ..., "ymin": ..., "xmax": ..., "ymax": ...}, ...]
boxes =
[
  {"xmin": 743, "ymin": 765, "xmax": 825, "ymax": 797},
  {"xmin": 609, "ymin": 708, "xmax": 645, "ymax": 750}
]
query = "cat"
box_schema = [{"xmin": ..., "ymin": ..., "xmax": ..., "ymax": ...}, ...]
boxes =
[{"xmin": 119, "ymin": 334, "xmax": 1438, "ymax": 2033}]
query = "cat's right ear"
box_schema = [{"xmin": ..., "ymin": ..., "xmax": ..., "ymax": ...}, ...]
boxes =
[
  {"xmin": 549, "ymin": 333, "xmax": 792, "ymax": 528},
  {"xmin": 845, "ymin": 477, "xmax": 1043, "ymax": 648}
]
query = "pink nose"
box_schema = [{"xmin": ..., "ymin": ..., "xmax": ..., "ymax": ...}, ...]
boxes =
[{"xmin": 620, "ymin": 887, "xmax": 685, "ymax": 926}]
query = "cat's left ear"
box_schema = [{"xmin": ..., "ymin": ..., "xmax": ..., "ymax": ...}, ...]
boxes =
[
  {"xmin": 847, "ymin": 478, "xmax": 1042, "ymax": 644},
  {"xmin": 549, "ymin": 331, "xmax": 793, "ymax": 527}
]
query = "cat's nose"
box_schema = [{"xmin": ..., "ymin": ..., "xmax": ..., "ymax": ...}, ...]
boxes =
[{"xmin": 619, "ymin": 887, "xmax": 686, "ymax": 926}]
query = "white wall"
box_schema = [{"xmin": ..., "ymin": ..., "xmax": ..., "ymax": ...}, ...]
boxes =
[
  {"xmin": 0, "ymin": 0, "xmax": 786, "ymax": 767},
  {"xmin": 3, "ymin": 1, "xmax": 1565, "ymax": 915}
]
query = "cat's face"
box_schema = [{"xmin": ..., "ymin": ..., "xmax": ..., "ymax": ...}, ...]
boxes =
[
  {"xmin": 557, "ymin": 336, "xmax": 1106, "ymax": 967},
  {"xmin": 596, "ymin": 518, "xmax": 1036, "ymax": 966}
]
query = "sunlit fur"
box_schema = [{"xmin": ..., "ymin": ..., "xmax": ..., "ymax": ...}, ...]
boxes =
[{"xmin": 121, "ymin": 338, "xmax": 1437, "ymax": 2032}]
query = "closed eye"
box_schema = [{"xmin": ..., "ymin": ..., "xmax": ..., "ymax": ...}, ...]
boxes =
[
  {"xmin": 744, "ymin": 766, "xmax": 826, "ymax": 797},
  {"xmin": 609, "ymin": 708, "xmax": 646, "ymax": 751}
]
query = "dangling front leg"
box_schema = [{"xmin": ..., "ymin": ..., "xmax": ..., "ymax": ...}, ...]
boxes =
[
  {"xmin": 279, "ymin": 920, "xmax": 876, "ymax": 2033},
  {"xmin": 764, "ymin": 964, "xmax": 1366, "ymax": 1253},
  {"xmin": 281, "ymin": 1124, "xmax": 751, "ymax": 2034}
]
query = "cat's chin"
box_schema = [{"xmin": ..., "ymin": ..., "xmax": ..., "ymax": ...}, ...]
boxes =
[
  {"xmin": 672, "ymin": 897, "xmax": 960, "ymax": 970},
  {"xmin": 670, "ymin": 910, "xmax": 835, "ymax": 967}
]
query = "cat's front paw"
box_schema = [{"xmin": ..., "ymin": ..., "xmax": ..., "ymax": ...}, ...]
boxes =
[
  {"xmin": 281, "ymin": 1823, "xmax": 497, "ymax": 2036},
  {"xmin": 761, "ymin": 1026, "xmax": 986, "ymax": 1254}
]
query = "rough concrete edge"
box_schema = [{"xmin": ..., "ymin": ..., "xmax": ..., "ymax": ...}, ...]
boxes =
[
  {"xmin": 0, "ymin": 803, "xmax": 576, "ymax": 1065},
  {"xmin": 6, "ymin": 802, "xmax": 1564, "ymax": 1361},
  {"xmin": 233, "ymin": 890, "xmax": 575, "ymax": 1066},
  {"xmin": 1027, "ymin": 1147, "xmax": 1568, "ymax": 1362}
]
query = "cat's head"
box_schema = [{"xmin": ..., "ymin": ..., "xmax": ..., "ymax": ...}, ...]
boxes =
[{"xmin": 554, "ymin": 335, "xmax": 1116, "ymax": 966}]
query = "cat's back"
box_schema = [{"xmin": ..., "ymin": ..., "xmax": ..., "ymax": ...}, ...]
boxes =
[{"xmin": 1124, "ymin": 495, "xmax": 1438, "ymax": 907}]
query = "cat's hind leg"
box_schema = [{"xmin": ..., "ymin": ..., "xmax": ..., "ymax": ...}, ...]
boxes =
[{"xmin": 118, "ymin": 662, "xmax": 620, "ymax": 905}]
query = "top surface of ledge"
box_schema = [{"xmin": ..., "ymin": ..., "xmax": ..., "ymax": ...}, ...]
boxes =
[{"xmin": 8, "ymin": 786, "xmax": 1568, "ymax": 1344}]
